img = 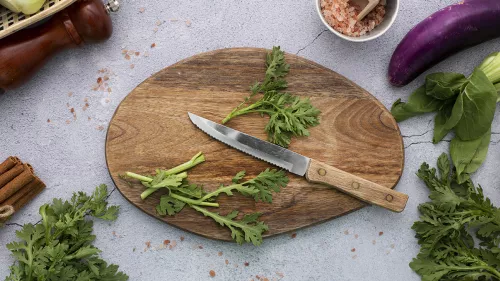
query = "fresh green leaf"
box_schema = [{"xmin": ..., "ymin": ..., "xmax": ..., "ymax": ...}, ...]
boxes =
[
  {"xmin": 410, "ymin": 155, "xmax": 500, "ymax": 281},
  {"xmin": 437, "ymin": 153, "xmax": 450, "ymax": 185},
  {"xmin": 247, "ymin": 168, "xmax": 289, "ymax": 203},
  {"xmin": 391, "ymin": 86, "xmax": 443, "ymax": 122},
  {"xmin": 251, "ymin": 46, "xmax": 290, "ymax": 96},
  {"xmin": 450, "ymin": 129, "xmax": 491, "ymax": 184},
  {"xmin": 176, "ymin": 182, "xmax": 204, "ymax": 199},
  {"xmin": 454, "ymin": 69, "xmax": 497, "ymax": 141},
  {"xmin": 443, "ymin": 90, "xmax": 464, "ymax": 131},
  {"xmin": 222, "ymin": 47, "xmax": 319, "ymax": 148},
  {"xmin": 156, "ymin": 195, "xmax": 186, "ymax": 216},
  {"xmin": 191, "ymin": 206, "xmax": 268, "ymax": 246},
  {"xmin": 426, "ymin": 73, "xmax": 468, "ymax": 100},
  {"xmin": 232, "ymin": 171, "xmax": 246, "ymax": 183},
  {"xmin": 6, "ymin": 186, "xmax": 128, "ymax": 281},
  {"xmin": 433, "ymin": 105, "xmax": 453, "ymax": 143}
]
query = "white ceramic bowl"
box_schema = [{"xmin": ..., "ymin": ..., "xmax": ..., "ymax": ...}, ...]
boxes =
[{"xmin": 316, "ymin": 0, "xmax": 399, "ymax": 42}]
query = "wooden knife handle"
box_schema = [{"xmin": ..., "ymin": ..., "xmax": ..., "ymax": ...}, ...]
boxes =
[
  {"xmin": 0, "ymin": 0, "xmax": 113, "ymax": 92},
  {"xmin": 305, "ymin": 159, "xmax": 408, "ymax": 212}
]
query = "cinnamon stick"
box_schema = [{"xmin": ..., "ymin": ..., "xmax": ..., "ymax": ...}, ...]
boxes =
[
  {"xmin": 0, "ymin": 164, "xmax": 35, "ymax": 204},
  {"xmin": 0, "ymin": 164, "xmax": 25, "ymax": 188},
  {"xmin": 2, "ymin": 176, "xmax": 45, "ymax": 213},
  {"xmin": 0, "ymin": 156, "xmax": 20, "ymax": 175}
]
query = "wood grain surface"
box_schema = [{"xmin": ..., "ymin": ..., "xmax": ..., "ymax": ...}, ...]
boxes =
[{"xmin": 105, "ymin": 48, "xmax": 404, "ymax": 242}]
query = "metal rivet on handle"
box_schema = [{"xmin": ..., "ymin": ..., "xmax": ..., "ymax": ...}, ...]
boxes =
[
  {"xmin": 318, "ymin": 169, "xmax": 326, "ymax": 176},
  {"xmin": 386, "ymin": 194, "xmax": 394, "ymax": 202},
  {"xmin": 351, "ymin": 182, "xmax": 360, "ymax": 189}
]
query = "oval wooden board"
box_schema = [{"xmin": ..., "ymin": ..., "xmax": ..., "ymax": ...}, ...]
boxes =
[{"xmin": 106, "ymin": 48, "xmax": 404, "ymax": 242}]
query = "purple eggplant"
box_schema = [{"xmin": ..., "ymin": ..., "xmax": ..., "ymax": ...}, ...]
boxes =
[{"xmin": 388, "ymin": 0, "xmax": 500, "ymax": 87}]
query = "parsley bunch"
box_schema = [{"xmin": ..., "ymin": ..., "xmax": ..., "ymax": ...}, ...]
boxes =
[
  {"xmin": 410, "ymin": 154, "xmax": 500, "ymax": 281},
  {"xmin": 125, "ymin": 153, "xmax": 289, "ymax": 246},
  {"xmin": 222, "ymin": 46, "xmax": 321, "ymax": 148},
  {"xmin": 5, "ymin": 185, "xmax": 128, "ymax": 281}
]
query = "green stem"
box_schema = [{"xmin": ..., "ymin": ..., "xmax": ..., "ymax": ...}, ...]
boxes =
[
  {"xmin": 162, "ymin": 152, "xmax": 205, "ymax": 175},
  {"xmin": 222, "ymin": 101, "xmax": 264, "ymax": 124},
  {"xmin": 140, "ymin": 188, "xmax": 160, "ymax": 200},
  {"xmin": 126, "ymin": 152, "xmax": 205, "ymax": 183},
  {"xmin": 191, "ymin": 205, "xmax": 248, "ymax": 229},
  {"xmin": 170, "ymin": 193, "xmax": 219, "ymax": 207},
  {"xmin": 196, "ymin": 179, "xmax": 253, "ymax": 203},
  {"xmin": 125, "ymin": 172, "xmax": 153, "ymax": 183}
]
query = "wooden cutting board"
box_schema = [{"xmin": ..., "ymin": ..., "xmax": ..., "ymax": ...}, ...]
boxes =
[{"xmin": 105, "ymin": 48, "xmax": 404, "ymax": 241}]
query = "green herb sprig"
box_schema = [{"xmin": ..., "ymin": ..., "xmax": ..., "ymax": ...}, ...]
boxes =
[
  {"xmin": 392, "ymin": 52, "xmax": 500, "ymax": 183},
  {"xmin": 5, "ymin": 185, "xmax": 128, "ymax": 281},
  {"xmin": 222, "ymin": 46, "xmax": 321, "ymax": 148},
  {"xmin": 125, "ymin": 153, "xmax": 289, "ymax": 246},
  {"xmin": 410, "ymin": 153, "xmax": 500, "ymax": 281}
]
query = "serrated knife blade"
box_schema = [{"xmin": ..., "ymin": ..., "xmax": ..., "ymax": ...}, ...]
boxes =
[
  {"xmin": 188, "ymin": 112, "xmax": 408, "ymax": 212},
  {"xmin": 188, "ymin": 112, "xmax": 310, "ymax": 176}
]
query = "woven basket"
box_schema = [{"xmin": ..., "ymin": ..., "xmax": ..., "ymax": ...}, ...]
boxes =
[{"xmin": 0, "ymin": 0, "xmax": 77, "ymax": 40}]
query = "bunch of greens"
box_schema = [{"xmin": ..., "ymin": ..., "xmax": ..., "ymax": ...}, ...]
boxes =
[
  {"xmin": 392, "ymin": 52, "xmax": 500, "ymax": 183},
  {"xmin": 5, "ymin": 185, "xmax": 128, "ymax": 281},
  {"xmin": 125, "ymin": 152, "xmax": 289, "ymax": 246},
  {"xmin": 222, "ymin": 46, "xmax": 321, "ymax": 148},
  {"xmin": 410, "ymin": 154, "xmax": 500, "ymax": 281}
]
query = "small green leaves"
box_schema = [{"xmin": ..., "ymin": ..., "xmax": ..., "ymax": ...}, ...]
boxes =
[
  {"xmin": 250, "ymin": 46, "xmax": 290, "ymax": 95},
  {"xmin": 232, "ymin": 171, "xmax": 246, "ymax": 183},
  {"xmin": 263, "ymin": 92, "xmax": 321, "ymax": 148},
  {"xmin": 410, "ymin": 154, "xmax": 500, "ymax": 281},
  {"xmin": 134, "ymin": 153, "xmax": 289, "ymax": 246},
  {"xmin": 156, "ymin": 195, "xmax": 186, "ymax": 216},
  {"xmin": 191, "ymin": 206, "xmax": 268, "ymax": 246},
  {"xmin": 6, "ymin": 185, "xmax": 128, "ymax": 281},
  {"xmin": 248, "ymin": 168, "xmax": 289, "ymax": 203},
  {"xmin": 223, "ymin": 46, "xmax": 320, "ymax": 148}
]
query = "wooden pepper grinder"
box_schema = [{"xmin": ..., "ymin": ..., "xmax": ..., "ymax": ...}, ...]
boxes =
[{"xmin": 0, "ymin": 0, "xmax": 120, "ymax": 92}]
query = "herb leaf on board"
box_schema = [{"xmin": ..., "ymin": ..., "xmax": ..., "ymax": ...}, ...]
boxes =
[
  {"xmin": 222, "ymin": 47, "xmax": 321, "ymax": 148},
  {"xmin": 191, "ymin": 206, "xmax": 269, "ymax": 246},
  {"xmin": 126, "ymin": 153, "xmax": 290, "ymax": 246}
]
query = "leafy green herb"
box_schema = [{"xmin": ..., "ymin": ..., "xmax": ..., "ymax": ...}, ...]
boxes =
[
  {"xmin": 410, "ymin": 154, "xmax": 500, "ymax": 281},
  {"xmin": 222, "ymin": 46, "xmax": 320, "ymax": 148},
  {"xmin": 191, "ymin": 206, "xmax": 268, "ymax": 246},
  {"xmin": 125, "ymin": 153, "xmax": 289, "ymax": 246},
  {"xmin": 5, "ymin": 185, "xmax": 128, "ymax": 281},
  {"xmin": 392, "ymin": 52, "xmax": 500, "ymax": 183},
  {"xmin": 156, "ymin": 195, "xmax": 186, "ymax": 216},
  {"xmin": 250, "ymin": 46, "xmax": 290, "ymax": 96},
  {"xmin": 125, "ymin": 152, "xmax": 205, "ymax": 199}
]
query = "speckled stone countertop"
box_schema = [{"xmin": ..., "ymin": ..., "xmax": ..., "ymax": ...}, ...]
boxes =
[{"xmin": 1, "ymin": 0, "xmax": 500, "ymax": 280}]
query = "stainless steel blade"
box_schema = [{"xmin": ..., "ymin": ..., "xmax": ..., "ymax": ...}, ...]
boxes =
[{"xmin": 188, "ymin": 112, "xmax": 310, "ymax": 176}]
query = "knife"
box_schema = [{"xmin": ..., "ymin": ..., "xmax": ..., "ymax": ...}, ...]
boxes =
[{"xmin": 188, "ymin": 112, "xmax": 408, "ymax": 212}]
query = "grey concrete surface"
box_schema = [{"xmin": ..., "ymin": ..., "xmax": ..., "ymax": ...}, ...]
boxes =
[{"xmin": 1, "ymin": 0, "xmax": 500, "ymax": 280}]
